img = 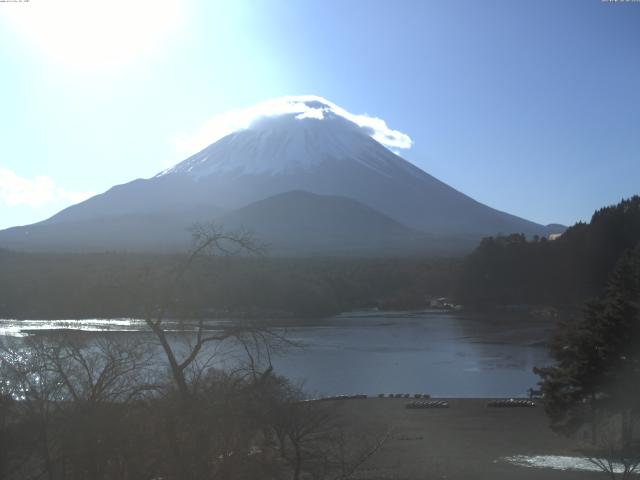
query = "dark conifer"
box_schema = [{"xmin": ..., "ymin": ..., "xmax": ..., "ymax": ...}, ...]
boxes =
[{"xmin": 535, "ymin": 245, "xmax": 640, "ymax": 445}]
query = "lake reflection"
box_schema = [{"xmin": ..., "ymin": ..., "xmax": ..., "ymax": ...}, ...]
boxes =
[{"xmin": 0, "ymin": 311, "xmax": 553, "ymax": 398}]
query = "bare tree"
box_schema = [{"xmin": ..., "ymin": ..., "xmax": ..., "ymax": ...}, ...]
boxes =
[
  {"xmin": 0, "ymin": 333, "xmax": 155, "ymax": 480},
  {"xmin": 324, "ymin": 424, "xmax": 390, "ymax": 480},
  {"xmin": 266, "ymin": 384, "xmax": 389, "ymax": 480},
  {"xmin": 141, "ymin": 223, "xmax": 275, "ymax": 400},
  {"xmin": 134, "ymin": 223, "xmax": 309, "ymax": 480},
  {"xmin": 585, "ymin": 413, "xmax": 640, "ymax": 480}
]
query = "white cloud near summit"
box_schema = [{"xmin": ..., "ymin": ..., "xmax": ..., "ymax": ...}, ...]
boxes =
[
  {"xmin": 172, "ymin": 95, "xmax": 413, "ymax": 157},
  {"xmin": 0, "ymin": 167, "xmax": 92, "ymax": 207}
]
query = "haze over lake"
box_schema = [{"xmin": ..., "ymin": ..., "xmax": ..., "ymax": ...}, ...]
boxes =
[{"xmin": 0, "ymin": 311, "xmax": 551, "ymax": 398}]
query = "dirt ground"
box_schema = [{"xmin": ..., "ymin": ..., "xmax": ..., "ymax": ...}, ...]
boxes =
[{"xmin": 334, "ymin": 397, "xmax": 607, "ymax": 480}]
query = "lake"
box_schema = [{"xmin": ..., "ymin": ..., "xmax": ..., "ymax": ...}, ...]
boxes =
[{"xmin": 0, "ymin": 310, "xmax": 554, "ymax": 398}]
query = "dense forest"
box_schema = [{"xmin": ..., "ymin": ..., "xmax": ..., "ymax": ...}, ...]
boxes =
[
  {"xmin": 457, "ymin": 196, "xmax": 640, "ymax": 308},
  {"xmin": 0, "ymin": 251, "xmax": 459, "ymax": 319}
]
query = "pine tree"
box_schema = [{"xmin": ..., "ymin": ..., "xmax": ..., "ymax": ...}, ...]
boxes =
[{"xmin": 535, "ymin": 244, "xmax": 640, "ymax": 444}]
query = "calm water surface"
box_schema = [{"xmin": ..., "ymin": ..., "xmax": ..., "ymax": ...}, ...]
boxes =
[{"xmin": 0, "ymin": 311, "xmax": 553, "ymax": 398}]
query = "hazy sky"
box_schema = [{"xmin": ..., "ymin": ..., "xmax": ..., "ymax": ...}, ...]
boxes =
[{"xmin": 0, "ymin": 0, "xmax": 638, "ymax": 229}]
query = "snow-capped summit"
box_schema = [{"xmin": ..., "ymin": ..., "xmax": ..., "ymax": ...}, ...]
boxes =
[{"xmin": 158, "ymin": 96, "xmax": 412, "ymax": 178}]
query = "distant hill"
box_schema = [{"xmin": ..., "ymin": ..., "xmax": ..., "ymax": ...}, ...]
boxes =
[{"xmin": 219, "ymin": 190, "xmax": 475, "ymax": 255}]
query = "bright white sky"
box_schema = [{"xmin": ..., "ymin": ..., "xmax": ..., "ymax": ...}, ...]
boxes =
[
  {"xmin": 0, "ymin": 0, "xmax": 639, "ymax": 229},
  {"xmin": 4, "ymin": 0, "xmax": 184, "ymax": 70}
]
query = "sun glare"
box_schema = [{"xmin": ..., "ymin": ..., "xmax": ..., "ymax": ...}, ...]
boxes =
[{"xmin": 4, "ymin": 0, "xmax": 184, "ymax": 70}]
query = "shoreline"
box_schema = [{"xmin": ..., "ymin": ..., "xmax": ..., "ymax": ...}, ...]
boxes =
[
  {"xmin": 334, "ymin": 397, "xmax": 602, "ymax": 479},
  {"xmin": 0, "ymin": 303, "xmax": 577, "ymax": 324}
]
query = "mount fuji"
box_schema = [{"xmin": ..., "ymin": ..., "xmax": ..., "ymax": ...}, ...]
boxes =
[{"xmin": 0, "ymin": 96, "xmax": 561, "ymax": 255}]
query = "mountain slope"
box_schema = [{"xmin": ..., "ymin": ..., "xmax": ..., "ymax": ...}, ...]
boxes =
[
  {"xmin": 0, "ymin": 191, "xmax": 475, "ymax": 255},
  {"xmin": 151, "ymin": 97, "xmax": 552, "ymax": 236},
  {"xmin": 0, "ymin": 206, "xmax": 221, "ymax": 252},
  {"xmin": 0, "ymin": 96, "xmax": 561, "ymax": 254},
  {"xmin": 219, "ymin": 190, "xmax": 436, "ymax": 255}
]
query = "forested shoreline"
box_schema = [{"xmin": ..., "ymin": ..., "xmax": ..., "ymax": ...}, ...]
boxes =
[
  {"xmin": 458, "ymin": 196, "xmax": 640, "ymax": 310},
  {"xmin": 0, "ymin": 252, "xmax": 459, "ymax": 319},
  {"xmin": 1, "ymin": 196, "xmax": 638, "ymax": 321}
]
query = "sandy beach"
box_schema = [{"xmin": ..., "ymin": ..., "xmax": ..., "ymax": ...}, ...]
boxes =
[{"xmin": 335, "ymin": 397, "xmax": 605, "ymax": 480}]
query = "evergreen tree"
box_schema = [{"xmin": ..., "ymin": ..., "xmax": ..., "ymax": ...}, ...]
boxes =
[
  {"xmin": 458, "ymin": 195, "xmax": 640, "ymax": 307},
  {"xmin": 535, "ymin": 244, "xmax": 640, "ymax": 446}
]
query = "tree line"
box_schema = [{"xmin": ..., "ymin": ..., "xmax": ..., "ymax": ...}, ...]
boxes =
[
  {"xmin": 2, "ymin": 196, "xmax": 639, "ymax": 320},
  {"xmin": 0, "ymin": 250, "xmax": 458, "ymax": 320},
  {"xmin": 457, "ymin": 196, "xmax": 640, "ymax": 308}
]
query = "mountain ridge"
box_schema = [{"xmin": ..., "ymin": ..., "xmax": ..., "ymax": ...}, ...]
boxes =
[{"xmin": 0, "ymin": 96, "xmax": 563, "ymax": 254}]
